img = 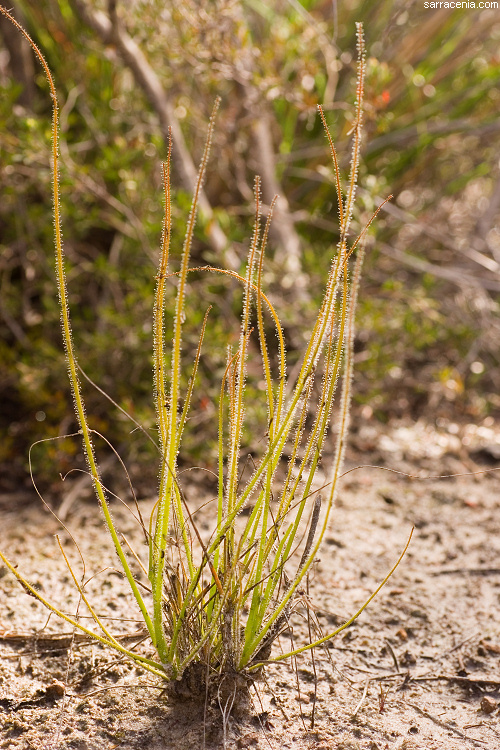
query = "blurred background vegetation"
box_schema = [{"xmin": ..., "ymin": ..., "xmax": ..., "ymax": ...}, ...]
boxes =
[{"xmin": 1, "ymin": 0, "xmax": 499, "ymax": 495}]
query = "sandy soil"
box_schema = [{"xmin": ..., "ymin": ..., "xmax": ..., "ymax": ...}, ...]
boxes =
[{"xmin": 1, "ymin": 419, "xmax": 499, "ymax": 750}]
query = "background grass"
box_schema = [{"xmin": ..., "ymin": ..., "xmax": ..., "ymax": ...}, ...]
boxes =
[{"xmin": 1, "ymin": 0, "xmax": 499, "ymax": 494}]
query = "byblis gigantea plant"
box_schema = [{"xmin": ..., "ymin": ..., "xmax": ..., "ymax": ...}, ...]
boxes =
[{"xmin": 0, "ymin": 9, "xmax": 410, "ymax": 701}]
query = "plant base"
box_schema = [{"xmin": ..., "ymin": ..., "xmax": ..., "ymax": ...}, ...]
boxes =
[{"xmin": 167, "ymin": 661, "xmax": 253, "ymax": 711}]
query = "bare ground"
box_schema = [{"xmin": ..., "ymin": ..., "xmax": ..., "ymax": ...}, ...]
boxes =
[{"xmin": 1, "ymin": 419, "xmax": 499, "ymax": 750}]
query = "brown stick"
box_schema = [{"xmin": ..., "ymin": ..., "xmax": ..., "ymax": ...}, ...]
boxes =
[{"xmin": 69, "ymin": 0, "xmax": 239, "ymax": 268}]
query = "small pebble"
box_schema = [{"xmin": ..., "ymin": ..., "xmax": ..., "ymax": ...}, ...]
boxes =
[
  {"xmin": 480, "ymin": 696, "xmax": 497, "ymax": 714},
  {"xmin": 45, "ymin": 680, "xmax": 65, "ymax": 699}
]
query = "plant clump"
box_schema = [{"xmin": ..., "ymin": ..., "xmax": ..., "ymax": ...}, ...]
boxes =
[{"xmin": 0, "ymin": 8, "xmax": 409, "ymax": 708}]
